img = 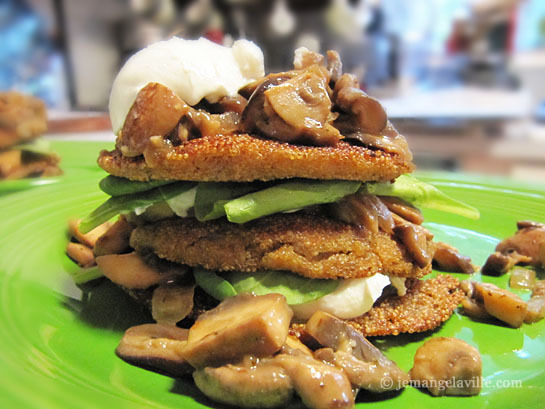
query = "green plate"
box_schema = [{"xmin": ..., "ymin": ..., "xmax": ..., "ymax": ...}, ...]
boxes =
[{"xmin": 0, "ymin": 141, "xmax": 544, "ymax": 409}]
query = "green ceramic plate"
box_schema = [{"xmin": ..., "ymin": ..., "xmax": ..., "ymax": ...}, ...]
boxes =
[{"xmin": 0, "ymin": 141, "xmax": 544, "ymax": 409}]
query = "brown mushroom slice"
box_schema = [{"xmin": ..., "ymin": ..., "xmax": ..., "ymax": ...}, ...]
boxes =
[
  {"xmin": 485, "ymin": 220, "xmax": 545, "ymax": 273},
  {"xmin": 69, "ymin": 219, "xmax": 112, "ymax": 249},
  {"xmin": 116, "ymin": 323, "xmax": 192, "ymax": 377},
  {"xmin": 93, "ymin": 216, "xmax": 133, "ymax": 257},
  {"xmin": 283, "ymin": 334, "xmax": 313, "ymax": 356},
  {"xmin": 212, "ymin": 95, "xmax": 248, "ymax": 115},
  {"xmin": 241, "ymin": 73, "xmax": 301, "ymax": 140},
  {"xmin": 238, "ymin": 72, "xmax": 297, "ymax": 100},
  {"xmin": 117, "ymin": 82, "xmax": 190, "ymax": 157},
  {"xmin": 472, "ymin": 282, "xmax": 527, "ymax": 328},
  {"xmin": 410, "ymin": 337, "xmax": 481, "ymax": 396},
  {"xmin": 330, "ymin": 194, "xmax": 394, "ymax": 234},
  {"xmin": 461, "ymin": 297, "xmax": 490, "ymax": 320},
  {"xmin": 525, "ymin": 296, "xmax": 545, "ymax": 323},
  {"xmin": 193, "ymin": 358, "xmax": 293, "ymax": 409},
  {"xmin": 481, "ymin": 251, "xmax": 531, "ymax": 276},
  {"xmin": 305, "ymin": 311, "xmax": 407, "ymax": 384},
  {"xmin": 96, "ymin": 252, "xmax": 163, "ymax": 289},
  {"xmin": 264, "ymin": 65, "xmax": 342, "ymax": 146},
  {"xmin": 334, "ymin": 87, "xmax": 387, "ymax": 136},
  {"xmin": 394, "ymin": 223, "xmax": 433, "ymax": 269},
  {"xmin": 66, "ymin": 242, "xmax": 95, "ymax": 268},
  {"xmin": 151, "ymin": 284, "xmax": 195, "ymax": 325},
  {"xmin": 380, "ymin": 196, "xmax": 424, "ymax": 225},
  {"xmin": 509, "ymin": 267, "xmax": 536, "ymax": 290},
  {"xmin": 182, "ymin": 293, "xmax": 293, "ymax": 368},
  {"xmin": 433, "ymin": 242, "xmax": 475, "ymax": 274},
  {"xmin": 274, "ymin": 352, "xmax": 354, "ymax": 409},
  {"xmin": 517, "ymin": 220, "xmax": 544, "ymax": 230},
  {"xmin": 314, "ymin": 348, "xmax": 408, "ymax": 393}
]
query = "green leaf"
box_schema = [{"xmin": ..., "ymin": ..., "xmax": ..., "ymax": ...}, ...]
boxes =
[
  {"xmin": 224, "ymin": 180, "xmax": 362, "ymax": 224},
  {"xmin": 360, "ymin": 174, "xmax": 480, "ymax": 220},
  {"xmin": 193, "ymin": 268, "xmax": 339, "ymax": 305},
  {"xmin": 167, "ymin": 186, "xmax": 197, "ymax": 217},
  {"xmin": 79, "ymin": 182, "xmax": 196, "ymax": 233},
  {"xmin": 226, "ymin": 270, "xmax": 339, "ymax": 305},
  {"xmin": 68, "ymin": 266, "xmax": 103, "ymax": 285},
  {"xmin": 194, "ymin": 182, "xmax": 261, "ymax": 222},
  {"xmin": 99, "ymin": 175, "xmax": 174, "ymax": 196},
  {"xmin": 193, "ymin": 268, "xmax": 237, "ymax": 300}
]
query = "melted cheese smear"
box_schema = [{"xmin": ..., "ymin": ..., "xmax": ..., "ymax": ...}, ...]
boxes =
[{"xmin": 109, "ymin": 37, "xmax": 264, "ymax": 133}]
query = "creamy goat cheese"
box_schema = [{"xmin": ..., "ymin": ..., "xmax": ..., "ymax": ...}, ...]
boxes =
[
  {"xmin": 109, "ymin": 37, "xmax": 265, "ymax": 133},
  {"xmin": 291, "ymin": 274, "xmax": 391, "ymax": 320}
]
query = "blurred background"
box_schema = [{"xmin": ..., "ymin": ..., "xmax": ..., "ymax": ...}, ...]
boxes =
[{"xmin": 2, "ymin": 0, "xmax": 545, "ymax": 181}]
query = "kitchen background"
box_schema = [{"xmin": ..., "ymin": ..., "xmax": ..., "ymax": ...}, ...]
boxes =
[{"xmin": 2, "ymin": 0, "xmax": 545, "ymax": 181}]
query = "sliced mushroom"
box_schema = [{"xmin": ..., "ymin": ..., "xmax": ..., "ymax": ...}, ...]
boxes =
[
  {"xmin": 117, "ymin": 82, "xmax": 190, "ymax": 157},
  {"xmin": 274, "ymin": 352, "xmax": 354, "ymax": 409},
  {"xmin": 212, "ymin": 95, "xmax": 248, "ymax": 115},
  {"xmin": 242, "ymin": 67, "xmax": 342, "ymax": 146},
  {"xmin": 394, "ymin": 223, "xmax": 433, "ymax": 269},
  {"xmin": 482, "ymin": 251, "xmax": 531, "ymax": 276},
  {"xmin": 461, "ymin": 297, "xmax": 490, "ymax": 320},
  {"xmin": 433, "ymin": 242, "xmax": 475, "ymax": 274},
  {"xmin": 333, "ymin": 86, "xmax": 387, "ymax": 136},
  {"xmin": 410, "ymin": 337, "xmax": 481, "ymax": 396},
  {"xmin": 305, "ymin": 311, "xmax": 408, "ymax": 392},
  {"xmin": 66, "ymin": 242, "xmax": 95, "ymax": 268},
  {"xmin": 69, "ymin": 219, "xmax": 112, "ymax": 249},
  {"xmin": 463, "ymin": 281, "xmax": 527, "ymax": 328},
  {"xmin": 496, "ymin": 222, "xmax": 545, "ymax": 268},
  {"xmin": 182, "ymin": 293, "xmax": 293, "ymax": 368},
  {"xmin": 282, "ymin": 334, "xmax": 313, "ymax": 356},
  {"xmin": 116, "ymin": 323, "xmax": 192, "ymax": 377},
  {"xmin": 151, "ymin": 284, "xmax": 195, "ymax": 325},
  {"xmin": 193, "ymin": 357, "xmax": 293, "ymax": 409},
  {"xmin": 314, "ymin": 348, "xmax": 408, "ymax": 393},
  {"xmin": 380, "ymin": 196, "xmax": 424, "ymax": 225},
  {"xmin": 330, "ymin": 193, "xmax": 394, "ymax": 234},
  {"xmin": 483, "ymin": 221, "xmax": 545, "ymax": 275},
  {"xmin": 93, "ymin": 216, "xmax": 133, "ymax": 257},
  {"xmin": 96, "ymin": 252, "xmax": 163, "ymax": 289}
]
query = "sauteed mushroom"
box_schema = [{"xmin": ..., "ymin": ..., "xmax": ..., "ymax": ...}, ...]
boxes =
[{"xmin": 410, "ymin": 337, "xmax": 481, "ymax": 396}]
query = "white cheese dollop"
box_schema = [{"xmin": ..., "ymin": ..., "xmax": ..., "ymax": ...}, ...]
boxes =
[
  {"xmin": 291, "ymin": 274, "xmax": 391, "ymax": 320},
  {"xmin": 109, "ymin": 37, "xmax": 265, "ymax": 134}
]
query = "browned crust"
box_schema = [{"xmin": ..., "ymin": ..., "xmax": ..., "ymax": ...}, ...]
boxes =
[
  {"xmin": 130, "ymin": 212, "xmax": 433, "ymax": 280},
  {"xmin": 98, "ymin": 133, "xmax": 414, "ymax": 182},
  {"xmin": 350, "ymin": 274, "xmax": 462, "ymax": 336},
  {"xmin": 291, "ymin": 275, "xmax": 462, "ymax": 337}
]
